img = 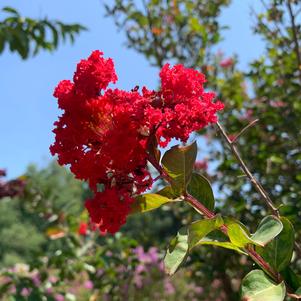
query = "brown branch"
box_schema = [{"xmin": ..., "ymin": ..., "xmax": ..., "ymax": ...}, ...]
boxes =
[
  {"xmin": 147, "ymin": 139, "xmax": 296, "ymax": 292},
  {"xmin": 286, "ymin": 0, "xmax": 301, "ymax": 84},
  {"xmin": 216, "ymin": 120, "xmax": 301, "ymax": 260},
  {"xmin": 216, "ymin": 121, "xmax": 279, "ymax": 215},
  {"xmin": 185, "ymin": 193, "xmax": 281, "ymax": 282},
  {"xmin": 231, "ymin": 119, "xmax": 259, "ymax": 143}
]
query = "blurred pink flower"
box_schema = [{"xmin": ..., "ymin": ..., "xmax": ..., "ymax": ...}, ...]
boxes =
[
  {"xmin": 164, "ymin": 280, "xmax": 175, "ymax": 295},
  {"xmin": 54, "ymin": 293, "xmax": 65, "ymax": 301},
  {"xmin": 84, "ymin": 280, "xmax": 94, "ymax": 290},
  {"xmin": 270, "ymin": 100, "xmax": 286, "ymax": 108},
  {"xmin": 220, "ymin": 58, "xmax": 234, "ymax": 68},
  {"xmin": 32, "ymin": 273, "xmax": 41, "ymax": 286},
  {"xmin": 20, "ymin": 288, "xmax": 31, "ymax": 297}
]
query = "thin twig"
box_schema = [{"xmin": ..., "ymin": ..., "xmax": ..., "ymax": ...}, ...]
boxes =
[
  {"xmin": 216, "ymin": 121, "xmax": 301, "ymax": 259},
  {"xmin": 231, "ymin": 119, "xmax": 259, "ymax": 143},
  {"xmin": 216, "ymin": 121, "xmax": 279, "ymax": 215},
  {"xmin": 287, "ymin": 0, "xmax": 301, "ymax": 84}
]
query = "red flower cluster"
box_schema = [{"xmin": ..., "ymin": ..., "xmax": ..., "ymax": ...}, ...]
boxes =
[{"xmin": 50, "ymin": 50, "xmax": 223, "ymax": 233}]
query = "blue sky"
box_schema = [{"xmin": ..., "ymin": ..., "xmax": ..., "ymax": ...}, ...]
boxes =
[{"xmin": 0, "ymin": 0, "xmax": 263, "ymax": 179}]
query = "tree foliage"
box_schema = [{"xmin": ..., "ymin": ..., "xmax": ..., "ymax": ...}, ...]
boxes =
[
  {"xmin": 105, "ymin": 0, "xmax": 230, "ymax": 67},
  {"xmin": 0, "ymin": 6, "xmax": 86, "ymax": 59}
]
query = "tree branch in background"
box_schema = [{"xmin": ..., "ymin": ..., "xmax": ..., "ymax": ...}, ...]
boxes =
[
  {"xmin": 286, "ymin": 0, "xmax": 301, "ymax": 83},
  {"xmin": 216, "ymin": 121, "xmax": 301, "ymax": 259}
]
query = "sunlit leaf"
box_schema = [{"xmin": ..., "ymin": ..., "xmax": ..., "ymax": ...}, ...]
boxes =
[
  {"xmin": 188, "ymin": 215, "xmax": 223, "ymax": 247},
  {"xmin": 241, "ymin": 270, "xmax": 285, "ymax": 301},
  {"xmin": 131, "ymin": 193, "xmax": 172, "ymax": 214},
  {"xmin": 256, "ymin": 217, "xmax": 294, "ymax": 272},
  {"xmin": 164, "ymin": 227, "xmax": 188, "ymax": 276}
]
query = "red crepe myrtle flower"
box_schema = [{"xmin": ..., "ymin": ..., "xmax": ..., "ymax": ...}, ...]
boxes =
[{"xmin": 50, "ymin": 50, "xmax": 223, "ymax": 234}]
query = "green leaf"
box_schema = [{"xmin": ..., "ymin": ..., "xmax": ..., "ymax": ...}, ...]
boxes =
[
  {"xmin": 281, "ymin": 267, "xmax": 301, "ymax": 291},
  {"xmin": 225, "ymin": 218, "xmax": 254, "ymax": 248},
  {"xmin": 188, "ymin": 215, "xmax": 223, "ymax": 248},
  {"xmin": 195, "ymin": 239, "xmax": 247, "ymax": 255},
  {"xmin": 241, "ymin": 270, "xmax": 286, "ymax": 301},
  {"xmin": 164, "ymin": 227, "xmax": 188, "ymax": 276},
  {"xmin": 289, "ymin": 287, "xmax": 301, "ymax": 299},
  {"xmin": 225, "ymin": 216, "xmax": 283, "ymax": 248},
  {"xmin": 2, "ymin": 6, "xmax": 19, "ymax": 16},
  {"xmin": 162, "ymin": 142, "xmax": 197, "ymax": 194},
  {"xmin": 131, "ymin": 193, "xmax": 172, "ymax": 214},
  {"xmin": 251, "ymin": 216, "xmax": 283, "ymax": 246},
  {"xmin": 187, "ymin": 172, "xmax": 215, "ymax": 211},
  {"xmin": 256, "ymin": 217, "xmax": 294, "ymax": 272},
  {"xmin": 156, "ymin": 185, "xmax": 180, "ymax": 199}
]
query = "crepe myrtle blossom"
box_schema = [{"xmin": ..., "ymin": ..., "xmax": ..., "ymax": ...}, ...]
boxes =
[{"xmin": 50, "ymin": 50, "xmax": 223, "ymax": 234}]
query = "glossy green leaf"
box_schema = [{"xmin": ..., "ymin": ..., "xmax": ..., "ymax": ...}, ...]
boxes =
[
  {"xmin": 225, "ymin": 218, "xmax": 254, "ymax": 248},
  {"xmin": 131, "ymin": 193, "xmax": 172, "ymax": 214},
  {"xmin": 251, "ymin": 216, "xmax": 283, "ymax": 246},
  {"xmin": 226, "ymin": 216, "xmax": 283, "ymax": 248},
  {"xmin": 164, "ymin": 228, "xmax": 188, "ymax": 276},
  {"xmin": 256, "ymin": 217, "xmax": 294, "ymax": 272},
  {"xmin": 188, "ymin": 215, "xmax": 223, "ymax": 248},
  {"xmin": 187, "ymin": 172, "xmax": 215, "ymax": 211},
  {"xmin": 195, "ymin": 239, "xmax": 247, "ymax": 255},
  {"xmin": 281, "ymin": 267, "xmax": 301, "ymax": 291},
  {"xmin": 241, "ymin": 270, "xmax": 286, "ymax": 301},
  {"xmin": 161, "ymin": 142, "xmax": 197, "ymax": 194}
]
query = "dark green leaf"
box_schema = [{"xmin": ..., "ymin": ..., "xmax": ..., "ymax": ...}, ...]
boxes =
[
  {"xmin": 2, "ymin": 7, "xmax": 19, "ymax": 16},
  {"xmin": 162, "ymin": 142, "xmax": 197, "ymax": 194},
  {"xmin": 281, "ymin": 267, "xmax": 301, "ymax": 291},
  {"xmin": 187, "ymin": 172, "xmax": 215, "ymax": 211}
]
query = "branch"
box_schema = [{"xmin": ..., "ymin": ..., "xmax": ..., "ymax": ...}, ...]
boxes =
[
  {"xmin": 147, "ymin": 139, "xmax": 296, "ymax": 288},
  {"xmin": 185, "ymin": 193, "xmax": 281, "ymax": 282},
  {"xmin": 216, "ymin": 121, "xmax": 301, "ymax": 259},
  {"xmin": 286, "ymin": 0, "xmax": 301, "ymax": 84},
  {"xmin": 231, "ymin": 119, "xmax": 259, "ymax": 143},
  {"xmin": 216, "ymin": 121, "xmax": 279, "ymax": 215}
]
